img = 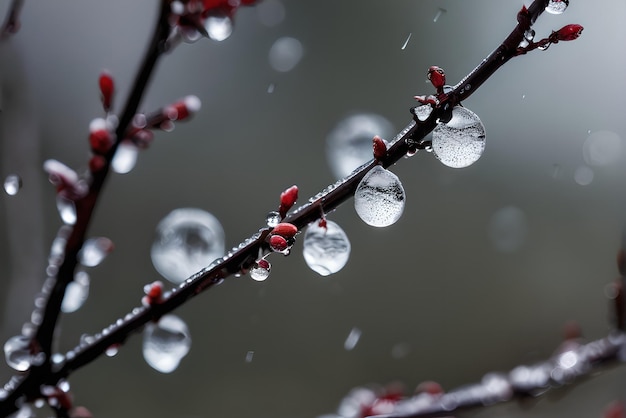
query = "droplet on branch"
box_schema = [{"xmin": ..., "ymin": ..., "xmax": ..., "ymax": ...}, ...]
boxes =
[
  {"xmin": 354, "ymin": 166, "xmax": 406, "ymax": 227},
  {"xmin": 142, "ymin": 314, "xmax": 191, "ymax": 374},
  {"xmin": 302, "ymin": 220, "xmax": 351, "ymax": 276},
  {"xmin": 431, "ymin": 106, "xmax": 486, "ymax": 168}
]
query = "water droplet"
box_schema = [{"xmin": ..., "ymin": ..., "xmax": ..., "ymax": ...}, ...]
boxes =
[
  {"xmin": 61, "ymin": 271, "xmax": 90, "ymax": 313},
  {"xmin": 245, "ymin": 350, "xmax": 255, "ymax": 363},
  {"xmin": 524, "ymin": 29, "xmax": 535, "ymax": 41},
  {"xmin": 4, "ymin": 335, "xmax": 34, "ymax": 372},
  {"xmin": 354, "ymin": 166, "xmax": 405, "ymax": 227},
  {"xmin": 266, "ymin": 211, "xmax": 281, "ymax": 227},
  {"xmin": 574, "ymin": 165, "xmax": 594, "ymax": 186},
  {"xmin": 257, "ymin": 0, "xmax": 285, "ymax": 27},
  {"xmin": 433, "ymin": 7, "xmax": 446, "ymax": 23},
  {"xmin": 143, "ymin": 314, "xmax": 191, "ymax": 373},
  {"xmin": 413, "ymin": 104, "xmax": 433, "ymax": 122},
  {"xmin": 3, "ymin": 174, "xmax": 22, "ymax": 196},
  {"xmin": 205, "ymin": 15, "xmax": 233, "ymax": 41},
  {"xmin": 326, "ymin": 113, "xmax": 395, "ymax": 179},
  {"xmin": 302, "ymin": 220, "xmax": 351, "ymax": 276},
  {"xmin": 250, "ymin": 259, "xmax": 271, "ymax": 281},
  {"xmin": 56, "ymin": 195, "xmax": 76, "ymax": 225},
  {"xmin": 267, "ymin": 83, "xmax": 275, "ymax": 93},
  {"xmin": 582, "ymin": 130, "xmax": 623, "ymax": 167},
  {"xmin": 78, "ymin": 237, "xmax": 114, "ymax": 267},
  {"xmin": 344, "ymin": 327, "xmax": 361, "ymax": 351},
  {"xmin": 105, "ymin": 345, "xmax": 120, "ymax": 357},
  {"xmin": 269, "ymin": 36, "xmax": 304, "ymax": 72},
  {"xmin": 15, "ymin": 405, "xmax": 34, "ymax": 418},
  {"xmin": 545, "ymin": 0, "xmax": 568, "ymax": 14},
  {"xmin": 337, "ymin": 387, "xmax": 378, "ymax": 418},
  {"xmin": 431, "ymin": 106, "xmax": 486, "ymax": 168},
  {"xmin": 151, "ymin": 208, "xmax": 225, "ymax": 284},
  {"xmin": 111, "ymin": 141, "xmax": 138, "ymax": 174},
  {"xmin": 401, "ymin": 33, "xmax": 412, "ymax": 50},
  {"xmin": 488, "ymin": 206, "xmax": 528, "ymax": 253}
]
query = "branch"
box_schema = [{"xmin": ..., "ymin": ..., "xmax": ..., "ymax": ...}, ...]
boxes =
[{"xmin": 0, "ymin": 0, "xmax": 24, "ymax": 40}]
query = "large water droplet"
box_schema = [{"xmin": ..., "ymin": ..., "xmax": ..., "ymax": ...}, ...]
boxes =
[
  {"xmin": 431, "ymin": 106, "xmax": 486, "ymax": 168},
  {"xmin": 250, "ymin": 259, "xmax": 271, "ymax": 281},
  {"xmin": 582, "ymin": 130, "xmax": 623, "ymax": 167},
  {"xmin": 4, "ymin": 335, "xmax": 34, "ymax": 372},
  {"xmin": 142, "ymin": 314, "xmax": 191, "ymax": 373},
  {"xmin": 302, "ymin": 220, "xmax": 351, "ymax": 276},
  {"xmin": 326, "ymin": 113, "xmax": 395, "ymax": 179},
  {"xmin": 205, "ymin": 15, "xmax": 233, "ymax": 41},
  {"xmin": 56, "ymin": 195, "xmax": 77, "ymax": 225},
  {"xmin": 3, "ymin": 174, "xmax": 22, "ymax": 196},
  {"xmin": 545, "ymin": 0, "xmax": 568, "ymax": 14},
  {"xmin": 354, "ymin": 166, "xmax": 405, "ymax": 227},
  {"xmin": 151, "ymin": 208, "xmax": 225, "ymax": 284},
  {"xmin": 488, "ymin": 206, "xmax": 528, "ymax": 253},
  {"xmin": 111, "ymin": 141, "xmax": 138, "ymax": 174},
  {"xmin": 78, "ymin": 237, "xmax": 114, "ymax": 267},
  {"xmin": 61, "ymin": 271, "xmax": 90, "ymax": 313},
  {"xmin": 269, "ymin": 36, "xmax": 304, "ymax": 72}
]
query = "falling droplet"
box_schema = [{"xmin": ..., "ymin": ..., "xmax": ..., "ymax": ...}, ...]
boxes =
[
  {"xmin": 326, "ymin": 113, "xmax": 395, "ymax": 179},
  {"xmin": 56, "ymin": 195, "xmax": 77, "ymax": 225},
  {"xmin": 151, "ymin": 208, "xmax": 225, "ymax": 284},
  {"xmin": 413, "ymin": 104, "xmax": 433, "ymax": 122},
  {"xmin": 4, "ymin": 335, "xmax": 34, "ymax": 372},
  {"xmin": 3, "ymin": 174, "xmax": 22, "ymax": 196},
  {"xmin": 344, "ymin": 327, "xmax": 361, "ymax": 351},
  {"xmin": 61, "ymin": 271, "xmax": 90, "ymax": 313},
  {"xmin": 267, "ymin": 83, "xmax": 275, "ymax": 93},
  {"xmin": 488, "ymin": 206, "xmax": 528, "ymax": 253},
  {"xmin": 269, "ymin": 37, "xmax": 304, "ymax": 72},
  {"xmin": 265, "ymin": 211, "xmax": 281, "ymax": 227},
  {"xmin": 78, "ymin": 237, "xmax": 114, "ymax": 267},
  {"xmin": 245, "ymin": 350, "xmax": 255, "ymax": 363},
  {"xmin": 401, "ymin": 33, "xmax": 412, "ymax": 50},
  {"xmin": 205, "ymin": 15, "xmax": 233, "ymax": 41},
  {"xmin": 142, "ymin": 314, "xmax": 191, "ymax": 373},
  {"xmin": 111, "ymin": 141, "xmax": 138, "ymax": 174},
  {"xmin": 433, "ymin": 8, "xmax": 446, "ymax": 23},
  {"xmin": 302, "ymin": 220, "xmax": 351, "ymax": 276},
  {"xmin": 545, "ymin": 0, "xmax": 568, "ymax": 14},
  {"xmin": 250, "ymin": 259, "xmax": 271, "ymax": 281},
  {"xmin": 354, "ymin": 166, "xmax": 405, "ymax": 227},
  {"xmin": 431, "ymin": 106, "xmax": 486, "ymax": 168}
]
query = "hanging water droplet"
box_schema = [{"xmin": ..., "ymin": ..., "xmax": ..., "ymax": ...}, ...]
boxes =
[
  {"xmin": 78, "ymin": 237, "xmax": 114, "ymax": 267},
  {"xmin": 269, "ymin": 36, "xmax": 304, "ymax": 72},
  {"xmin": 431, "ymin": 106, "xmax": 486, "ymax": 168},
  {"xmin": 143, "ymin": 314, "xmax": 191, "ymax": 373},
  {"xmin": 105, "ymin": 345, "xmax": 120, "ymax": 357},
  {"xmin": 111, "ymin": 141, "xmax": 138, "ymax": 174},
  {"xmin": 326, "ymin": 113, "xmax": 395, "ymax": 179},
  {"xmin": 545, "ymin": 0, "xmax": 568, "ymax": 14},
  {"xmin": 354, "ymin": 166, "xmax": 405, "ymax": 227},
  {"xmin": 56, "ymin": 195, "xmax": 76, "ymax": 225},
  {"xmin": 344, "ymin": 327, "xmax": 361, "ymax": 351},
  {"xmin": 151, "ymin": 208, "xmax": 225, "ymax": 284},
  {"xmin": 250, "ymin": 259, "xmax": 271, "ymax": 281},
  {"xmin": 265, "ymin": 211, "xmax": 281, "ymax": 227},
  {"xmin": 205, "ymin": 15, "xmax": 233, "ymax": 42},
  {"xmin": 4, "ymin": 335, "xmax": 34, "ymax": 372},
  {"xmin": 413, "ymin": 104, "xmax": 433, "ymax": 122},
  {"xmin": 302, "ymin": 220, "xmax": 351, "ymax": 276},
  {"xmin": 61, "ymin": 271, "xmax": 90, "ymax": 313},
  {"xmin": 524, "ymin": 29, "xmax": 535, "ymax": 41},
  {"xmin": 3, "ymin": 174, "xmax": 22, "ymax": 196}
]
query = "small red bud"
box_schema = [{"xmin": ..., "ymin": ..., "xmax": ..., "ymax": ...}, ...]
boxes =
[
  {"xmin": 147, "ymin": 281, "xmax": 164, "ymax": 300},
  {"xmin": 555, "ymin": 24, "xmax": 584, "ymax": 41},
  {"xmin": 89, "ymin": 155, "xmax": 106, "ymax": 173},
  {"xmin": 372, "ymin": 135, "xmax": 387, "ymax": 161},
  {"xmin": 89, "ymin": 129, "xmax": 112, "ymax": 154},
  {"xmin": 272, "ymin": 222, "xmax": 298, "ymax": 239},
  {"xmin": 170, "ymin": 95, "xmax": 201, "ymax": 121},
  {"xmin": 98, "ymin": 71, "xmax": 115, "ymax": 112},
  {"xmin": 269, "ymin": 235, "xmax": 288, "ymax": 252},
  {"xmin": 415, "ymin": 381, "xmax": 443, "ymax": 396},
  {"xmin": 427, "ymin": 66, "xmax": 446, "ymax": 91},
  {"xmin": 279, "ymin": 185, "xmax": 298, "ymax": 217}
]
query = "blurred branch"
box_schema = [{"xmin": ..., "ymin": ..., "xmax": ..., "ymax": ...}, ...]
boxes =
[{"xmin": 0, "ymin": 0, "xmax": 23, "ymax": 39}]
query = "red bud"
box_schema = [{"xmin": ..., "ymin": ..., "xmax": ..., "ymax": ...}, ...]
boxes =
[
  {"xmin": 372, "ymin": 135, "xmax": 387, "ymax": 160},
  {"xmin": 279, "ymin": 185, "xmax": 298, "ymax": 217},
  {"xmin": 427, "ymin": 66, "xmax": 446, "ymax": 90},
  {"xmin": 89, "ymin": 129, "xmax": 112, "ymax": 155},
  {"xmin": 272, "ymin": 222, "xmax": 298, "ymax": 239},
  {"xmin": 269, "ymin": 235, "xmax": 288, "ymax": 252},
  {"xmin": 555, "ymin": 24, "xmax": 583, "ymax": 41},
  {"xmin": 99, "ymin": 71, "xmax": 115, "ymax": 112}
]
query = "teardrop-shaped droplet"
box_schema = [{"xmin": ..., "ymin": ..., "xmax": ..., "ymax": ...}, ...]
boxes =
[
  {"xmin": 205, "ymin": 15, "xmax": 233, "ymax": 41},
  {"xmin": 56, "ymin": 195, "xmax": 77, "ymax": 225},
  {"xmin": 250, "ymin": 259, "xmax": 271, "ymax": 281},
  {"xmin": 302, "ymin": 220, "xmax": 351, "ymax": 276},
  {"xmin": 78, "ymin": 237, "xmax": 114, "ymax": 267},
  {"xmin": 61, "ymin": 271, "xmax": 90, "ymax": 313},
  {"xmin": 151, "ymin": 208, "xmax": 225, "ymax": 284},
  {"xmin": 3, "ymin": 174, "xmax": 22, "ymax": 196},
  {"xmin": 111, "ymin": 141, "xmax": 138, "ymax": 174},
  {"xmin": 354, "ymin": 166, "xmax": 406, "ymax": 227},
  {"xmin": 413, "ymin": 104, "xmax": 433, "ymax": 122},
  {"xmin": 524, "ymin": 29, "xmax": 535, "ymax": 41},
  {"xmin": 265, "ymin": 211, "xmax": 281, "ymax": 227},
  {"xmin": 4, "ymin": 335, "xmax": 34, "ymax": 372},
  {"xmin": 431, "ymin": 106, "xmax": 486, "ymax": 168},
  {"xmin": 143, "ymin": 314, "xmax": 191, "ymax": 373},
  {"xmin": 545, "ymin": 0, "xmax": 568, "ymax": 14}
]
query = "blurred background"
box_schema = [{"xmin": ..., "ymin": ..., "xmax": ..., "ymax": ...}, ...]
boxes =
[{"xmin": 1, "ymin": 1, "xmax": 625, "ymax": 417}]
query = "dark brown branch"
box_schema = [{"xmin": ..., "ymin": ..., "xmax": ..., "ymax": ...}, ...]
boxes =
[{"xmin": 0, "ymin": 0, "xmax": 24, "ymax": 40}]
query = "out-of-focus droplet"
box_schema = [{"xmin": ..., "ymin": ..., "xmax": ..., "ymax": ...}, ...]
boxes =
[
  {"xmin": 326, "ymin": 113, "xmax": 395, "ymax": 179},
  {"xmin": 78, "ymin": 237, "xmax": 114, "ymax": 267},
  {"xmin": 266, "ymin": 211, "xmax": 281, "ymax": 227},
  {"xmin": 142, "ymin": 314, "xmax": 191, "ymax": 373},
  {"xmin": 205, "ymin": 15, "xmax": 233, "ymax": 41},
  {"xmin": 245, "ymin": 350, "xmax": 255, "ymax": 363},
  {"xmin": 4, "ymin": 335, "xmax": 34, "ymax": 372},
  {"xmin": 344, "ymin": 327, "xmax": 361, "ymax": 351},
  {"xmin": 61, "ymin": 271, "xmax": 90, "ymax": 313},
  {"xmin": 267, "ymin": 83, "xmax": 275, "ymax": 93},
  {"xmin": 488, "ymin": 206, "xmax": 528, "ymax": 253},
  {"xmin": 582, "ymin": 130, "xmax": 622, "ymax": 167},
  {"xmin": 269, "ymin": 36, "xmax": 304, "ymax": 72},
  {"xmin": 105, "ymin": 345, "xmax": 119, "ymax": 357},
  {"xmin": 432, "ymin": 106, "xmax": 486, "ymax": 168},
  {"xmin": 302, "ymin": 220, "xmax": 351, "ymax": 276},
  {"xmin": 574, "ymin": 165, "xmax": 594, "ymax": 186},
  {"xmin": 354, "ymin": 166, "xmax": 405, "ymax": 227},
  {"xmin": 15, "ymin": 405, "xmax": 34, "ymax": 418},
  {"xmin": 151, "ymin": 208, "xmax": 225, "ymax": 284},
  {"xmin": 433, "ymin": 7, "xmax": 446, "ymax": 22},
  {"xmin": 111, "ymin": 141, "xmax": 138, "ymax": 174},
  {"xmin": 401, "ymin": 33, "xmax": 412, "ymax": 50},
  {"xmin": 257, "ymin": 0, "xmax": 285, "ymax": 27},
  {"xmin": 545, "ymin": 0, "xmax": 568, "ymax": 14},
  {"xmin": 56, "ymin": 195, "xmax": 77, "ymax": 225},
  {"xmin": 250, "ymin": 259, "xmax": 271, "ymax": 281},
  {"xmin": 337, "ymin": 387, "xmax": 378, "ymax": 418},
  {"xmin": 3, "ymin": 174, "xmax": 22, "ymax": 196}
]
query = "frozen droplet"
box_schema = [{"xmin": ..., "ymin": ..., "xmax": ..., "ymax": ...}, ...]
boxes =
[
  {"xmin": 344, "ymin": 327, "xmax": 361, "ymax": 351},
  {"xmin": 205, "ymin": 15, "xmax": 233, "ymax": 42},
  {"xmin": 413, "ymin": 104, "xmax": 433, "ymax": 121},
  {"xmin": 545, "ymin": 0, "xmax": 568, "ymax": 14},
  {"xmin": 56, "ymin": 195, "xmax": 77, "ymax": 225},
  {"xmin": 524, "ymin": 29, "xmax": 535, "ymax": 41},
  {"xmin": 250, "ymin": 259, "xmax": 271, "ymax": 281},
  {"xmin": 269, "ymin": 36, "xmax": 304, "ymax": 72},
  {"xmin": 61, "ymin": 271, "xmax": 90, "ymax": 313},
  {"xmin": 302, "ymin": 220, "xmax": 351, "ymax": 276},
  {"xmin": 431, "ymin": 106, "xmax": 486, "ymax": 168},
  {"xmin": 143, "ymin": 314, "xmax": 191, "ymax": 373},
  {"xmin": 574, "ymin": 165, "xmax": 594, "ymax": 186},
  {"xmin": 326, "ymin": 113, "xmax": 395, "ymax": 179},
  {"xmin": 401, "ymin": 33, "xmax": 412, "ymax": 50},
  {"xmin": 111, "ymin": 141, "xmax": 138, "ymax": 174},
  {"xmin": 78, "ymin": 237, "xmax": 114, "ymax": 267},
  {"xmin": 4, "ymin": 335, "xmax": 34, "ymax": 372},
  {"xmin": 266, "ymin": 211, "xmax": 281, "ymax": 227},
  {"xmin": 433, "ymin": 7, "xmax": 446, "ymax": 22},
  {"xmin": 3, "ymin": 174, "xmax": 22, "ymax": 196},
  {"xmin": 257, "ymin": 0, "xmax": 285, "ymax": 27},
  {"xmin": 151, "ymin": 208, "xmax": 225, "ymax": 284},
  {"xmin": 583, "ymin": 130, "xmax": 622, "ymax": 167},
  {"xmin": 488, "ymin": 206, "xmax": 528, "ymax": 253},
  {"xmin": 354, "ymin": 166, "xmax": 405, "ymax": 227}
]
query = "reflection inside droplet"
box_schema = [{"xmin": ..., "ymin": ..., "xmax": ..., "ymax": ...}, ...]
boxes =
[
  {"xmin": 269, "ymin": 36, "xmax": 304, "ymax": 72},
  {"xmin": 488, "ymin": 206, "xmax": 528, "ymax": 253},
  {"xmin": 142, "ymin": 314, "xmax": 191, "ymax": 373}
]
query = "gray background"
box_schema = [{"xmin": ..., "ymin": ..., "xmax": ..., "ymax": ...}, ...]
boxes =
[{"xmin": 1, "ymin": 1, "xmax": 625, "ymax": 417}]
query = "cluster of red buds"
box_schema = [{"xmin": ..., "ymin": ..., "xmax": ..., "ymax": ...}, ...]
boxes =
[
  {"xmin": 268, "ymin": 222, "xmax": 298, "ymax": 253},
  {"xmin": 516, "ymin": 21, "xmax": 584, "ymax": 55}
]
